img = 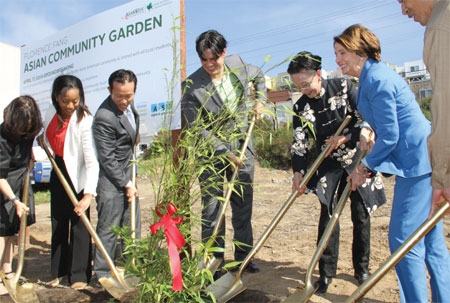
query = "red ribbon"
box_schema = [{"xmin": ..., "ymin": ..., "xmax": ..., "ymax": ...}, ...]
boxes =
[{"xmin": 150, "ymin": 203, "xmax": 185, "ymax": 291}]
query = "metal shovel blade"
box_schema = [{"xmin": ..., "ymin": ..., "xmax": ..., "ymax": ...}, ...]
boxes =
[
  {"xmin": 198, "ymin": 256, "xmax": 223, "ymax": 274},
  {"xmin": 0, "ymin": 273, "xmax": 39, "ymax": 303},
  {"xmin": 98, "ymin": 277, "xmax": 131, "ymax": 300},
  {"xmin": 284, "ymin": 280, "xmax": 318, "ymax": 303},
  {"xmin": 206, "ymin": 272, "xmax": 245, "ymax": 303}
]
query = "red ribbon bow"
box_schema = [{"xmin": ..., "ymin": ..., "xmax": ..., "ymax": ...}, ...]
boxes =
[{"xmin": 150, "ymin": 203, "xmax": 185, "ymax": 291}]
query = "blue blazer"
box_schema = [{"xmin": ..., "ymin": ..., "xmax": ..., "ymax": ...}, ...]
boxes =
[{"xmin": 357, "ymin": 58, "xmax": 431, "ymax": 178}]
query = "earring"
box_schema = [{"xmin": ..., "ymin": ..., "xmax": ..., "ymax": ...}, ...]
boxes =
[{"xmin": 360, "ymin": 57, "xmax": 364, "ymax": 61}]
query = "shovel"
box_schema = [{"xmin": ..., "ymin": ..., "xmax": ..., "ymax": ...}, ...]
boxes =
[
  {"xmin": 207, "ymin": 116, "xmax": 352, "ymax": 303},
  {"xmin": 40, "ymin": 142, "xmax": 133, "ymax": 300},
  {"xmin": 199, "ymin": 115, "xmax": 257, "ymax": 274},
  {"xmin": 345, "ymin": 201, "xmax": 450, "ymax": 302},
  {"xmin": 0, "ymin": 166, "xmax": 39, "ymax": 303},
  {"xmin": 130, "ymin": 148, "xmax": 137, "ymax": 264},
  {"xmin": 284, "ymin": 135, "xmax": 371, "ymax": 303}
]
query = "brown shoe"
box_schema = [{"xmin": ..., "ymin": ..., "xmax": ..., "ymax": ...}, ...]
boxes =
[
  {"xmin": 48, "ymin": 276, "xmax": 66, "ymax": 286},
  {"xmin": 70, "ymin": 282, "xmax": 87, "ymax": 290}
]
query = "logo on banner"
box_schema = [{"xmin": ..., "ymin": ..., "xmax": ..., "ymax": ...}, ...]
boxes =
[
  {"xmin": 150, "ymin": 102, "xmax": 170, "ymax": 116},
  {"xmin": 122, "ymin": 7, "xmax": 145, "ymax": 20}
]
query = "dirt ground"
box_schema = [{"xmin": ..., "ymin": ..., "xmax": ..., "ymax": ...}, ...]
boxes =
[{"xmin": 1, "ymin": 162, "xmax": 449, "ymax": 303}]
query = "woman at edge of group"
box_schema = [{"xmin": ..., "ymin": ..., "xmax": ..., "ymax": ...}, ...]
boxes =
[
  {"xmin": 0, "ymin": 96, "xmax": 42, "ymax": 295},
  {"xmin": 334, "ymin": 24, "xmax": 450, "ymax": 302},
  {"xmin": 38, "ymin": 75, "xmax": 99, "ymax": 289},
  {"xmin": 288, "ymin": 51, "xmax": 386, "ymax": 294}
]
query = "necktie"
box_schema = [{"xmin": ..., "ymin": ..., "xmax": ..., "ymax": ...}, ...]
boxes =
[{"xmin": 125, "ymin": 108, "xmax": 136, "ymax": 131}]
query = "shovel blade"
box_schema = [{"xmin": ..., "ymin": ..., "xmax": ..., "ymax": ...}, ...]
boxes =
[
  {"xmin": 198, "ymin": 256, "xmax": 223, "ymax": 274},
  {"xmin": 206, "ymin": 272, "xmax": 246, "ymax": 303},
  {"xmin": 99, "ymin": 276, "xmax": 132, "ymax": 300},
  {"xmin": 284, "ymin": 282, "xmax": 318, "ymax": 303},
  {"xmin": 2, "ymin": 279, "xmax": 39, "ymax": 303}
]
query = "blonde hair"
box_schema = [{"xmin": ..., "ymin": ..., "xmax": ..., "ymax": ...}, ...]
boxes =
[{"xmin": 334, "ymin": 24, "xmax": 381, "ymax": 62}]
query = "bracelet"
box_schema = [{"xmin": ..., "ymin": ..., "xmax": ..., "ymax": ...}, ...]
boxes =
[{"xmin": 8, "ymin": 197, "xmax": 19, "ymax": 204}]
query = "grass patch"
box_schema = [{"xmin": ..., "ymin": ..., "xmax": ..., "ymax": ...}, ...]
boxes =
[{"xmin": 32, "ymin": 184, "xmax": 50, "ymax": 205}]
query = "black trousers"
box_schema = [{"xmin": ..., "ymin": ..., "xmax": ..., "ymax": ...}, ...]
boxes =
[
  {"xmin": 50, "ymin": 156, "xmax": 92, "ymax": 283},
  {"xmin": 317, "ymin": 172, "xmax": 370, "ymax": 278},
  {"xmin": 199, "ymin": 148, "xmax": 254, "ymax": 262}
]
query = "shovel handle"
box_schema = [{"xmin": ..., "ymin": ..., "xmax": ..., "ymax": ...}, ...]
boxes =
[
  {"xmin": 130, "ymin": 147, "xmax": 137, "ymax": 267},
  {"xmin": 346, "ymin": 200, "xmax": 450, "ymax": 302},
  {"xmin": 236, "ymin": 115, "xmax": 352, "ymax": 278},
  {"xmin": 41, "ymin": 142, "xmax": 129, "ymax": 289},
  {"xmin": 13, "ymin": 166, "xmax": 32, "ymax": 285},
  {"xmin": 206, "ymin": 115, "xmax": 257, "ymax": 250},
  {"xmin": 130, "ymin": 148, "xmax": 137, "ymax": 240}
]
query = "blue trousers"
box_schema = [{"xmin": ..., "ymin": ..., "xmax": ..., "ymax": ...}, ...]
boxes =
[{"xmin": 389, "ymin": 174, "xmax": 450, "ymax": 303}]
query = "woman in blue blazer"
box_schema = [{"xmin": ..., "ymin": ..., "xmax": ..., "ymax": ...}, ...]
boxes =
[{"xmin": 334, "ymin": 24, "xmax": 450, "ymax": 302}]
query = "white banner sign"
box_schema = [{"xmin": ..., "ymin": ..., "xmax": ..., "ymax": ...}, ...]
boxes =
[{"xmin": 20, "ymin": 0, "xmax": 181, "ymax": 144}]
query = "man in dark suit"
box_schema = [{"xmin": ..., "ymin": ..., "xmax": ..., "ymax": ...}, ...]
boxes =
[
  {"xmin": 92, "ymin": 69, "xmax": 140, "ymax": 279},
  {"xmin": 181, "ymin": 30, "xmax": 267, "ymax": 274}
]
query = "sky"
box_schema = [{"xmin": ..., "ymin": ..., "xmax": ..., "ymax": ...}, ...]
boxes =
[{"xmin": 0, "ymin": 0, "xmax": 425, "ymax": 77}]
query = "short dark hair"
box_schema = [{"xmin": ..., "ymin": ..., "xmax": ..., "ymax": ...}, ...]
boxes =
[
  {"xmin": 51, "ymin": 75, "xmax": 91, "ymax": 123},
  {"xmin": 108, "ymin": 69, "xmax": 137, "ymax": 92},
  {"xmin": 287, "ymin": 51, "xmax": 322, "ymax": 74},
  {"xmin": 2, "ymin": 95, "xmax": 42, "ymax": 141},
  {"xmin": 195, "ymin": 30, "xmax": 227, "ymax": 60}
]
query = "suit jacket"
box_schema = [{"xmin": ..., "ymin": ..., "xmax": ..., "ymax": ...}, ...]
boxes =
[
  {"xmin": 181, "ymin": 54, "xmax": 267, "ymax": 154},
  {"xmin": 43, "ymin": 107, "xmax": 99, "ymax": 195},
  {"xmin": 93, "ymin": 96, "xmax": 139, "ymax": 192},
  {"xmin": 357, "ymin": 58, "xmax": 431, "ymax": 178}
]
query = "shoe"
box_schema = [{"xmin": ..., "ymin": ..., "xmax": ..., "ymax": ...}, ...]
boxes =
[
  {"xmin": 354, "ymin": 273, "xmax": 369, "ymax": 285},
  {"xmin": 89, "ymin": 275, "xmax": 104, "ymax": 289},
  {"xmin": 244, "ymin": 262, "xmax": 260, "ymax": 273},
  {"xmin": 48, "ymin": 276, "xmax": 65, "ymax": 286},
  {"xmin": 71, "ymin": 282, "xmax": 88, "ymax": 290},
  {"xmin": 314, "ymin": 276, "xmax": 332, "ymax": 294}
]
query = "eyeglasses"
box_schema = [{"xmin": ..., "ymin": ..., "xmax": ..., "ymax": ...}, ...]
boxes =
[{"xmin": 295, "ymin": 74, "xmax": 316, "ymax": 91}]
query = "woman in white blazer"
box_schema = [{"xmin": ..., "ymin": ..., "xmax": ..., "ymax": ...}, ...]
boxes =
[{"xmin": 40, "ymin": 75, "xmax": 99, "ymax": 289}]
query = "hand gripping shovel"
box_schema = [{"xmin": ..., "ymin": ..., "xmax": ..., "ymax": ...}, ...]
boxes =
[
  {"xmin": 0, "ymin": 167, "xmax": 39, "ymax": 303},
  {"xmin": 40, "ymin": 142, "xmax": 133, "ymax": 300},
  {"xmin": 199, "ymin": 115, "xmax": 257, "ymax": 275},
  {"xmin": 207, "ymin": 115, "xmax": 352, "ymax": 303},
  {"xmin": 285, "ymin": 133, "xmax": 372, "ymax": 303},
  {"xmin": 345, "ymin": 201, "xmax": 450, "ymax": 303}
]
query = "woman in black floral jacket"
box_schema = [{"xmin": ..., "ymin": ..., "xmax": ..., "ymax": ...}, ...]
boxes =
[{"xmin": 288, "ymin": 51, "xmax": 386, "ymax": 294}]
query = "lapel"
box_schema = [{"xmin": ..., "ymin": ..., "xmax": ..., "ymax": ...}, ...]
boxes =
[
  {"xmin": 357, "ymin": 59, "xmax": 373, "ymax": 108},
  {"xmin": 224, "ymin": 55, "xmax": 248, "ymax": 112},
  {"xmin": 197, "ymin": 68, "xmax": 224, "ymax": 110},
  {"xmin": 107, "ymin": 97, "xmax": 138, "ymax": 145}
]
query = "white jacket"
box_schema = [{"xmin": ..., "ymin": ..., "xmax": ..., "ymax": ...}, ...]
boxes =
[{"xmin": 44, "ymin": 107, "xmax": 99, "ymax": 196}]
